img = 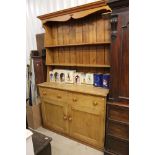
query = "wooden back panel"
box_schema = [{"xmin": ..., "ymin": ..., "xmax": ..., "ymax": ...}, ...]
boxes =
[
  {"xmin": 44, "ymin": 13, "xmax": 111, "ymax": 81},
  {"xmin": 44, "ymin": 14, "xmax": 110, "ymax": 45}
]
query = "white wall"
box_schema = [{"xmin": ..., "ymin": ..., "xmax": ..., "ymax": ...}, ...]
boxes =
[{"xmin": 26, "ymin": 0, "xmax": 97, "ymax": 103}]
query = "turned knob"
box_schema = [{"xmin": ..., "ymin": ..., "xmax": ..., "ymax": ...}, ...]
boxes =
[
  {"xmin": 57, "ymin": 95, "xmax": 62, "ymax": 99},
  {"xmin": 43, "ymin": 91, "xmax": 46, "ymax": 95},
  {"xmin": 93, "ymin": 101, "xmax": 98, "ymax": 106},
  {"xmin": 68, "ymin": 117, "xmax": 72, "ymax": 121},
  {"xmin": 63, "ymin": 115, "xmax": 67, "ymax": 120},
  {"xmin": 73, "ymin": 98, "xmax": 77, "ymax": 102}
]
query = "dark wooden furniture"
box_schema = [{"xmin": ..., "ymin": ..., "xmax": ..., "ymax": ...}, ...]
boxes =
[
  {"xmin": 32, "ymin": 56, "xmax": 47, "ymax": 85},
  {"xmin": 31, "ymin": 34, "xmax": 46, "ymax": 86},
  {"xmin": 36, "ymin": 33, "xmax": 44, "ymax": 55},
  {"xmin": 104, "ymin": 102, "xmax": 129, "ymax": 155},
  {"xmin": 104, "ymin": 0, "xmax": 129, "ymax": 155}
]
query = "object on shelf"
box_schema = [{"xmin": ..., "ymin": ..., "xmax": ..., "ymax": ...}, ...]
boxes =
[
  {"xmin": 86, "ymin": 73, "xmax": 94, "ymax": 85},
  {"xmin": 59, "ymin": 70, "xmax": 66, "ymax": 83},
  {"xmin": 81, "ymin": 73, "xmax": 87, "ymax": 84},
  {"xmin": 94, "ymin": 73, "xmax": 103, "ymax": 87},
  {"xmin": 65, "ymin": 70, "xmax": 76, "ymax": 83},
  {"xmin": 49, "ymin": 71, "xmax": 54, "ymax": 82},
  {"xmin": 74, "ymin": 72, "xmax": 82, "ymax": 84},
  {"xmin": 53, "ymin": 69, "xmax": 60, "ymax": 82},
  {"xmin": 102, "ymin": 73, "xmax": 110, "ymax": 89}
]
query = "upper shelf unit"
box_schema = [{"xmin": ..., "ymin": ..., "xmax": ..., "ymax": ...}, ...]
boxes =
[{"xmin": 38, "ymin": 0, "xmax": 112, "ymax": 71}]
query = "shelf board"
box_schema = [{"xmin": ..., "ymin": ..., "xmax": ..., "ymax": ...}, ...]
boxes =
[
  {"xmin": 107, "ymin": 102, "xmax": 129, "ymax": 108},
  {"xmin": 46, "ymin": 63, "xmax": 111, "ymax": 68},
  {"xmin": 45, "ymin": 42, "xmax": 111, "ymax": 48},
  {"xmin": 104, "ymin": 150, "xmax": 117, "ymax": 155},
  {"xmin": 108, "ymin": 118, "xmax": 129, "ymax": 125},
  {"xmin": 107, "ymin": 134, "xmax": 129, "ymax": 143}
]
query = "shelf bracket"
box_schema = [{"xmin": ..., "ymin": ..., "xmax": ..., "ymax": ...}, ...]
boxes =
[{"xmin": 110, "ymin": 14, "xmax": 118, "ymax": 38}]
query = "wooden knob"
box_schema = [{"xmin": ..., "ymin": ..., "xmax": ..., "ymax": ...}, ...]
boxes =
[
  {"xmin": 57, "ymin": 95, "xmax": 62, "ymax": 99},
  {"xmin": 93, "ymin": 101, "xmax": 98, "ymax": 106},
  {"xmin": 68, "ymin": 117, "xmax": 72, "ymax": 121},
  {"xmin": 63, "ymin": 115, "xmax": 67, "ymax": 120},
  {"xmin": 73, "ymin": 98, "xmax": 77, "ymax": 102},
  {"xmin": 43, "ymin": 91, "xmax": 46, "ymax": 95}
]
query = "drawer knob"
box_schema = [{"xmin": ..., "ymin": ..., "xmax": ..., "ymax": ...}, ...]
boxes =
[
  {"xmin": 57, "ymin": 95, "xmax": 62, "ymax": 99},
  {"xmin": 43, "ymin": 91, "xmax": 46, "ymax": 95},
  {"xmin": 93, "ymin": 101, "xmax": 98, "ymax": 106},
  {"xmin": 73, "ymin": 98, "xmax": 77, "ymax": 102},
  {"xmin": 63, "ymin": 115, "xmax": 67, "ymax": 120},
  {"xmin": 68, "ymin": 117, "xmax": 72, "ymax": 121}
]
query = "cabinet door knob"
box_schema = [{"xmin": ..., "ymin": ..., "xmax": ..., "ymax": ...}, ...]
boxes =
[
  {"xmin": 57, "ymin": 95, "xmax": 62, "ymax": 99},
  {"xmin": 68, "ymin": 117, "xmax": 72, "ymax": 121},
  {"xmin": 43, "ymin": 91, "xmax": 46, "ymax": 95},
  {"xmin": 63, "ymin": 115, "xmax": 67, "ymax": 120},
  {"xmin": 73, "ymin": 98, "xmax": 77, "ymax": 102},
  {"xmin": 93, "ymin": 101, "xmax": 98, "ymax": 106}
]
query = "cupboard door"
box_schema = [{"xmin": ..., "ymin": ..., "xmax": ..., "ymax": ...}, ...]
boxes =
[
  {"xmin": 109, "ymin": 10, "xmax": 129, "ymax": 101},
  {"xmin": 68, "ymin": 93, "xmax": 106, "ymax": 148},
  {"xmin": 41, "ymin": 98, "xmax": 68, "ymax": 134}
]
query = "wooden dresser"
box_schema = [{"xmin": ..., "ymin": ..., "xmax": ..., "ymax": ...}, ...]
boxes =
[
  {"xmin": 37, "ymin": 0, "xmax": 111, "ymax": 150},
  {"xmin": 38, "ymin": 82, "xmax": 109, "ymax": 149},
  {"xmin": 36, "ymin": 0, "xmax": 129, "ymax": 152}
]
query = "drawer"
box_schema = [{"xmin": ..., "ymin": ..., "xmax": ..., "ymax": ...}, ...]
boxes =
[
  {"xmin": 68, "ymin": 92, "xmax": 105, "ymax": 109},
  {"xmin": 104, "ymin": 150, "xmax": 117, "ymax": 155},
  {"xmin": 39, "ymin": 87, "xmax": 68, "ymax": 102},
  {"xmin": 108, "ymin": 121, "xmax": 129, "ymax": 140},
  {"xmin": 108, "ymin": 105, "xmax": 129, "ymax": 123},
  {"xmin": 105, "ymin": 135, "xmax": 129, "ymax": 155}
]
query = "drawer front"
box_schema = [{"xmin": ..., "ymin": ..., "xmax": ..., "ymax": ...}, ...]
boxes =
[
  {"xmin": 39, "ymin": 87, "xmax": 68, "ymax": 102},
  {"xmin": 108, "ymin": 121, "xmax": 129, "ymax": 140},
  {"xmin": 68, "ymin": 92, "xmax": 105, "ymax": 109},
  {"xmin": 104, "ymin": 150, "xmax": 117, "ymax": 155},
  {"xmin": 108, "ymin": 105, "xmax": 129, "ymax": 123},
  {"xmin": 105, "ymin": 135, "xmax": 129, "ymax": 155}
]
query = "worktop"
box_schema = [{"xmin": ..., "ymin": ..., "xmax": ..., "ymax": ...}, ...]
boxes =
[{"xmin": 38, "ymin": 82, "xmax": 109, "ymax": 97}]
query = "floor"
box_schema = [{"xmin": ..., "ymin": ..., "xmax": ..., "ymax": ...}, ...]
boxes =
[{"xmin": 36, "ymin": 127, "xmax": 103, "ymax": 155}]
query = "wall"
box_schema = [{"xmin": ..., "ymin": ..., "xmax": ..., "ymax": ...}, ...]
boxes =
[{"xmin": 26, "ymin": 0, "xmax": 97, "ymax": 103}]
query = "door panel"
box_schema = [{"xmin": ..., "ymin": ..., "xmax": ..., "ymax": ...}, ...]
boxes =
[
  {"xmin": 119, "ymin": 12, "xmax": 129, "ymax": 98},
  {"xmin": 109, "ymin": 10, "xmax": 129, "ymax": 101},
  {"xmin": 41, "ymin": 98, "xmax": 68, "ymax": 134},
  {"xmin": 68, "ymin": 93, "xmax": 106, "ymax": 148}
]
